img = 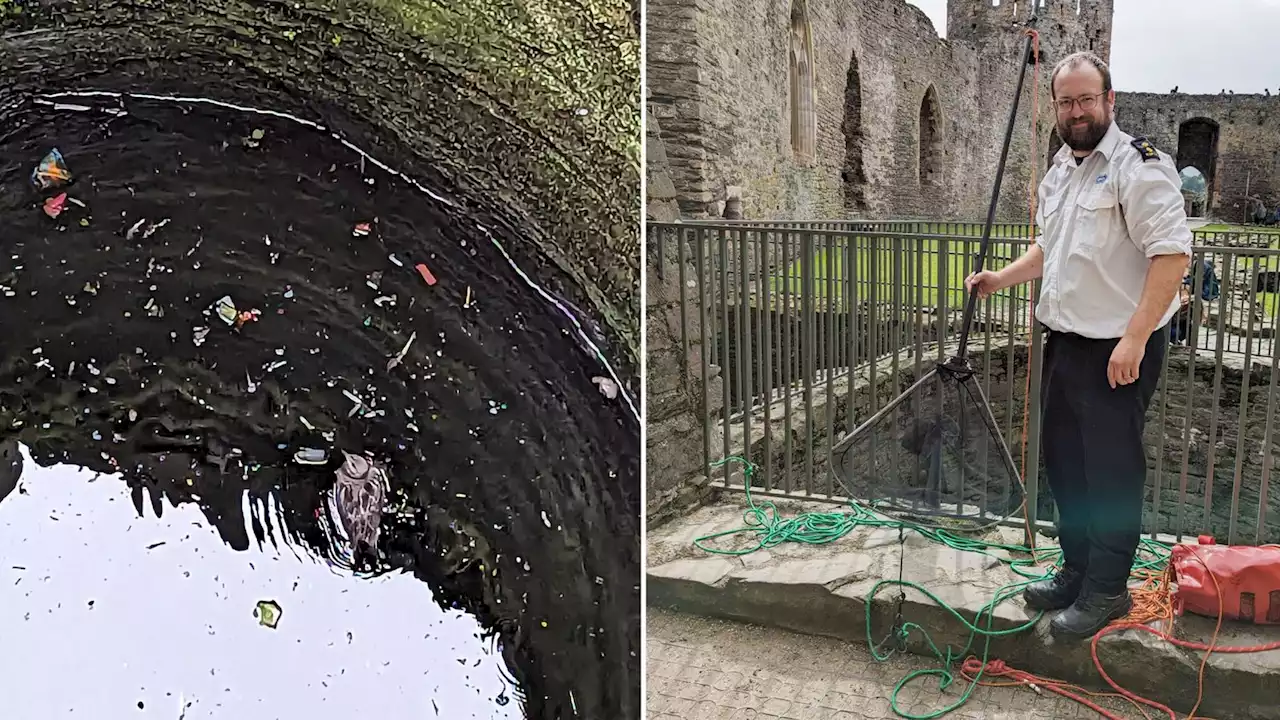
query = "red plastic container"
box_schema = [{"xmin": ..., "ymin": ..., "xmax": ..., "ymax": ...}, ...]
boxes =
[{"xmin": 1171, "ymin": 536, "xmax": 1280, "ymax": 624}]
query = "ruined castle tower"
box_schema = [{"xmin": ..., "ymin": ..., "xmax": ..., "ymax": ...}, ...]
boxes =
[
  {"xmin": 948, "ymin": 0, "xmax": 1113, "ymax": 66},
  {"xmin": 941, "ymin": 0, "xmax": 1115, "ymax": 220}
]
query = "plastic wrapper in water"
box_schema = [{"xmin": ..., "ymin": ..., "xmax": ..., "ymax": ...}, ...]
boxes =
[{"xmin": 31, "ymin": 149, "xmax": 72, "ymax": 190}]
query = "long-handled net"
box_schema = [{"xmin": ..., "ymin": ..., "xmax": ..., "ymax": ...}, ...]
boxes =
[
  {"xmin": 832, "ymin": 360, "xmax": 1026, "ymax": 531},
  {"xmin": 829, "ymin": 19, "xmax": 1041, "ymax": 537}
]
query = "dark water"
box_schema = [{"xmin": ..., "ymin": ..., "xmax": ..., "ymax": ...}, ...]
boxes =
[{"xmin": 0, "ymin": 93, "xmax": 639, "ymax": 718}]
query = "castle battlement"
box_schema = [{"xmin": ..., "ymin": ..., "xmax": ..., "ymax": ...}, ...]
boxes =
[{"xmin": 947, "ymin": 0, "xmax": 1112, "ymax": 64}]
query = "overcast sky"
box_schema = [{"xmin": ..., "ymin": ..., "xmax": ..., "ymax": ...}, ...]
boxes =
[{"xmin": 906, "ymin": 0, "xmax": 1280, "ymax": 95}]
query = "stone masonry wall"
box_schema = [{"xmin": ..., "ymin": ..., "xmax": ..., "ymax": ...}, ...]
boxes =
[
  {"xmin": 645, "ymin": 106, "xmax": 724, "ymax": 524},
  {"xmin": 646, "ymin": 0, "xmax": 1115, "ymax": 222},
  {"xmin": 644, "ymin": 236, "xmax": 725, "ymax": 526},
  {"xmin": 647, "ymin": 0, "xmax": 1280, "ymax": 225},
  {"xmin": 1115, "ymin": 92, "xmax": 1280, "ymax": 220}
]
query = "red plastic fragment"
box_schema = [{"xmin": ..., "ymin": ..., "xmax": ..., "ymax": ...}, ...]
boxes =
[{"xmin": 43, "ymin": 192, "xmax": 68, "ymax": 219}]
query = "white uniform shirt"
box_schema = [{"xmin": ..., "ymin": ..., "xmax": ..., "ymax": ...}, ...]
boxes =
[{"xmin": 1034, "ymin": 121, "xmax": 1194, "ymax": 339}]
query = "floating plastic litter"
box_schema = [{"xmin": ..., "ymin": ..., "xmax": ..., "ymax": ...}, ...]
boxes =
[
  {"xmin": 293, "ymin": 448, "xmax": 329, "ymax": 465},
  {"xmin": 214, "ymin": 296, "xmax": 238, "ymax": 326},
  {"xmin": 592, "ymin": 376, "xmax": 619, "ymax": 400},
  {"xmin": 42, "ymin": 193, "xmax": 68, "ymax": 219},
  {"xmin": 255, "ymin": 600, "xmax": 282, "ymax": 629},
  {"xmin": 32, "ymin": 148, "xmax": 72, "ymax": 190}
]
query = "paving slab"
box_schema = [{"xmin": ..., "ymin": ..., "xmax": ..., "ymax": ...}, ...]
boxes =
[
  {"xmin": 648, "ymin": 499, "xmax": 1280, "ymax": 719},
  {"xmin": 648, "ymin": 607, "xmax": 1130, "ymax": 719}
]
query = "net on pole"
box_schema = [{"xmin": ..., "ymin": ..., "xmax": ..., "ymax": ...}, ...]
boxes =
[{"xmin": 830, "ymin": 361, "xmax": 1025, "ymax": 531}]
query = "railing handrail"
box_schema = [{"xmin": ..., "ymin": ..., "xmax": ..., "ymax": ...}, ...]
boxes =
[{"xmin": 647, "ymin": 222, "xmax": 1280, "ymax": 255}]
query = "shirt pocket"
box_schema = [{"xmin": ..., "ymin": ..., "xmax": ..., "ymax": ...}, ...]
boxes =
[
  {"xmin": 1073, "ymin": 186, "xmax": 1119, "ymax": 259},
  {"xmin": 1040, "ymin": 187, "xmax": 1069, "ymax": 250}
]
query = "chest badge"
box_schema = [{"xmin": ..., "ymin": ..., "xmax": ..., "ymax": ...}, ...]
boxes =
[{"xmin": 1095, "ymin": 174, "xmax": 1108, "ymax": 184}]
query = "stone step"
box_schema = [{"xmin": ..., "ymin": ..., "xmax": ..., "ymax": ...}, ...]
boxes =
[{"xmin": 647, "ymin": 500, "xmax": 1280, "ymax": 720}]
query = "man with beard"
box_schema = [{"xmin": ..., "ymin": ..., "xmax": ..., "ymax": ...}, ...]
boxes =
[{"xmin": 964, "ymin": 51, "xmax": 1192, "ymax": 639}]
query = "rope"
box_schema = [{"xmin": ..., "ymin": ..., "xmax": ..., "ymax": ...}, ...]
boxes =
[{"xmin": 695, "ymin": 457, "xmax": 1278, "ymax": 719}]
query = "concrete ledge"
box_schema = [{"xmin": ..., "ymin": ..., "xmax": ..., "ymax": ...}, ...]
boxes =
[{"xmin": 648, "ymin": 500, "xmax": 1280, "ymax": 719}]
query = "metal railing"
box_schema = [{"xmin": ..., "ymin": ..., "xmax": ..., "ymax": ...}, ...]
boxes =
[{"xmin": 649, "ymin": 221, "xmax": 1280, "ymax": 545}]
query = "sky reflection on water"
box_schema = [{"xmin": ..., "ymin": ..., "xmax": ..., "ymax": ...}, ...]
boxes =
[{"xmin": 0, "ymin": 446, "xmax": 520, "ymax": 719}]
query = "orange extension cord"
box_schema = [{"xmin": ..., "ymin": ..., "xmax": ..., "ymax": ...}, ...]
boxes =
[
  {"xmin": 961, "ymin": 547, "xmax": 1280, "ymax": 720},
  {"xmin": 977, "ymin": 28, "xmax": 1280, "ymax": 720}
]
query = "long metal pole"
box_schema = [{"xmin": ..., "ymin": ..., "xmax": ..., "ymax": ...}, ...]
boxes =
[{"xmin": 956, "ymin": 18, "xmax": 1038, "ymax": 362}]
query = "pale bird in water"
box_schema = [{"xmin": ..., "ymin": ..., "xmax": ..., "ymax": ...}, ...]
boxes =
[{"xmin": 334, "ymin": 450, "xmax": 387, "ymax": 569}]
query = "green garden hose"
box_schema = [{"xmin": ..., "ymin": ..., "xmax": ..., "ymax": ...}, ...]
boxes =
[{"xmin": 693, "ymin": 456, "xmax": 1173, "ymax": 719}]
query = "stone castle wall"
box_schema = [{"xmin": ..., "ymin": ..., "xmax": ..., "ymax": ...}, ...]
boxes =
[
  {"xmin": 646, "ymin": 0, "xmax": 1116, "ymax": 222},
  {"xmin": 647, "ymin": 0, "xmax": 1280, "ymax": 224},
  {"xmin": 1116, "ymin": 92, "xmax": 1280, "ymax": 219}
]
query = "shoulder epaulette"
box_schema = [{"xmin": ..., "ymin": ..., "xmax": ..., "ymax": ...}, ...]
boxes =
[{"xmin": 1130, "ymin": 137, "xmax": 1159, "ymax": 162}]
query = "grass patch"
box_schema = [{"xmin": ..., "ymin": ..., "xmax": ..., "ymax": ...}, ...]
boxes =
[
  {"xmin": 757, "ymin": 224, "xmax": 1280, "ymax": 325},
  {"xmin": 769, "ymin": 236, "xmax": 1031, "ymax": 311}
]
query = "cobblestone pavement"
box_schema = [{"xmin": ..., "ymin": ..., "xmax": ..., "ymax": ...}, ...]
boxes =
[{"xmin": 647, "ymin": 608, "xmax": 1136, "ymax": 719}]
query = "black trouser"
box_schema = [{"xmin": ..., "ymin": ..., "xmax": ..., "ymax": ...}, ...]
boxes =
[{"xmin": 1040, "ymin": 324, "xmax": 1167, "ymax": 596}]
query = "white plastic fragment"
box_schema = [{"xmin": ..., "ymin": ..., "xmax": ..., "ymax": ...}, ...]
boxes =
[
  {"xmin": 592, "ymin": 376, "xmax": 619, "ymax": 400},
  {"xmin": 386, "ymin": 332, "xmax": 416, "ymax": 371}
]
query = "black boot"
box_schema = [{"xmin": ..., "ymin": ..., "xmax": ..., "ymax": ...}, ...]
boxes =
[
  {"xmin": 1049, "ymin": 589, "xmax": 1133, "ymax": 639},
  {"xmin": 1022, "ymin": 565, "xmax": 1084, "ymax": 611}
]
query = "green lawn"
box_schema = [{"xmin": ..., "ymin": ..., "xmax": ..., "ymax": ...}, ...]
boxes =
[
  {"xmin": 768, "ymin": 236, "xmax": 1030, "ymax": 311},
  {"xmin": 756, "ymin": 224, "xmax": 1280, "ymax": 323}
]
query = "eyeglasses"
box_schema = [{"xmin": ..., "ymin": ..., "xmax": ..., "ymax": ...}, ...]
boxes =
[{"xmin": 1054, "ymin": 92, "xmax": 1106, "ymax": 113}]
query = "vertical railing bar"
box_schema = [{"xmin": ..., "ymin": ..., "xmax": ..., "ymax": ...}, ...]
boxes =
[
  {"xmin": 761, "ymin": 231, "xmax": 774, "ymax": 492},
  {"xmin": 696, "ymin": 229, "xmax": 713, "ymax": 482},
  {"xmin": 657, "ymin": 227, "xmax": 666, "ymax": 284},
  {"xmin": 803, "ymin": 230, "xmax": 816, "ymax": 495},
  {"xmin": 836, "ymin": 233, "xmax": 845, "ymax": 379},
  {"xmin": 1025, "ymin": 266, "xmax": 1044, "ymax": 528},
  {"xmin": 824, "ymin": 233, "xmax": 836, "ymax": 497},
  {"xmin": 1176, "ymin": 251, "xmax": 1205, "ymax": 541},
  {"xmin": 961, "ymin": 229, "xmax": 973, "ymax": 363},
  {"xmin": 983, "ymin": 239, "xmax": 994, "ymax": 407},
  {"xmin": 719, "ymin": 229, "xmax": 733, "ymax": 487},
  {"xmin": 1258, "ymin": 281, "xmax": 1280, "ymax": 545},
  {"xmin": 707, "ymin": 228, "xmax": 718, "ymax": 393},
  {"xmin": 784, "ymin": 230, "xmax": 795, "ymax": 493},
  {"xmin": 892, "ymin": 237, "xmax": 903, "ymax": 384},
  {"xmin": 1151, "ymin": 301, "xmax": 1174, "ymax": 539},
  {"xmin": 869, "ymin": 236, "xmax": 880, "ymax": 414},
  {"xmin": 915, "ymin": 236, "xmax": 924, "ymax": 383},
  {"xmin": 738, "ymin": 229, "xmax": 753, "ymax": 488},
  {"xmin": 1205, "ymin": 252, "xmax": 1231, "ymax": 536},
  {"xmin": 1229, "ymin": 254, "xmax": 1261, "ymax": 545},
  {"xmin": 846, "ymin": 233, "xmax": 858, "ymax": 436},
  {"xmin": 678, "ymin": 229, "xmax": 691, "ymax": 379},
  {"xmin": 938, "ymin": 235, "xmax": 949, "ymax": 362},
  {"xmin": 1004, "ymin": 252, "xmax": 1019, "ymax": 450}
]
